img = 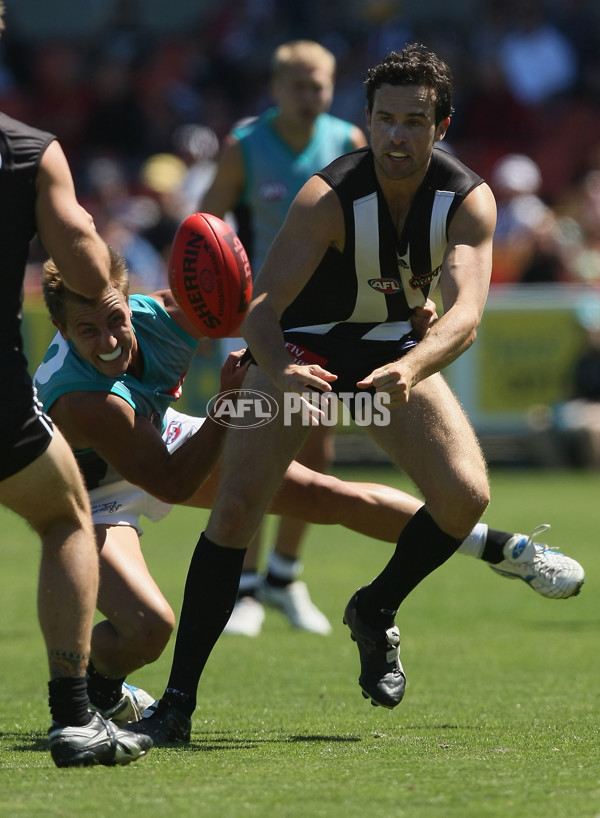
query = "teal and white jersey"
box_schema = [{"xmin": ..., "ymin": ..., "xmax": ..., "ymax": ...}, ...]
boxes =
[
  {"xmin": 233, "ymin": 108, "xmax": 355, "ymax": 273},
  {"xmin": 34, "ymin": 294, "xmax": 198, "ymax": 435}
]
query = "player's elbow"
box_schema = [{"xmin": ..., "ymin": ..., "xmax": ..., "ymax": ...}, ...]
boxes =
[
  {"xmin": 461, "ymin": 309, "xmax": 483, "ymax": 351},
  {"xmin": 152, "ymin": 481, "xmax": 192, "ymax": 505},
  {"xmin": 464, "ymin": 324, "xmax": 479, "ymax": 350}
]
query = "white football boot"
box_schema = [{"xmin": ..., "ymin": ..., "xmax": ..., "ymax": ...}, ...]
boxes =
[
  {"xmin": 224, "ymin": 595, "xmax": 265, "ymax": 637},
  {"xmin": 490, "ymin": 524, "xmax": 585, "ymax": 598},
  {"xmin": 257, "ymin": 579, "xmax": 332, "ymax": 634},
  {"xmin": 89, "ymin": 682, "xmax": 156, "ymax": 726}
]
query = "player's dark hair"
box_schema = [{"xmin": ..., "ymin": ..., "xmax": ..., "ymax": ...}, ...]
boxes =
[
  {"xmin": 365, "ymin": 43, "xmax": 454, "ymax": 125},
  {"xmin": 42, "ymin": 247, "xmax": 130, "ymax": 326}
]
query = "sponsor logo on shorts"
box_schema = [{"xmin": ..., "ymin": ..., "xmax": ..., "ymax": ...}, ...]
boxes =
[
  {"xmin": 91, "ymin": 501, "xmax": 123, "ymax": 515},
  {"xmin": 165, "ymin": 420, "xmax": 183, "ymax": 444},
  {"xmin": 284, "ymin": 342, "xmax": 328, "ymax": 367}
]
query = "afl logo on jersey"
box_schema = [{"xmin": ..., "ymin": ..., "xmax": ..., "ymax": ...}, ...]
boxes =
[
  {"xmin": 368, "ymin": 278, "xmax": 402, "ymax": 294},
  {"xmin": 260, "ymin": 181, "xmax": 287, "ymax": 202}
]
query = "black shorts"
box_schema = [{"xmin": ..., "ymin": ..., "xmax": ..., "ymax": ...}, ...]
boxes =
[
  {"xmin": 243, "ymin": 328, "xmax": 418, "ymax": 417},
  {"xmin": 281, "ymin": 329, "xmax": 418, "ymax": 393},
  {"xmin": 0, "ymin": 380, "xmax": 54, "ymax": 482}
]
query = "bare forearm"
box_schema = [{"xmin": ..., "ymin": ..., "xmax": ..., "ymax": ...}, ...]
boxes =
[
  {"xmin": 136, "ymin": 415, "xmax": 227, "ymax": 504},
  {"xmin": 402, "ymin": 305, "xmax": 481, "ymax": 385},
  {"xmin": 241, "ymin": 298, "xmax": 291, "ymax": 387}
]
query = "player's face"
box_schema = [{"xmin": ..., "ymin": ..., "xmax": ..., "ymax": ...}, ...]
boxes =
[
  {"xmin": 271, "ymin": 62, "xmax": 334, "ymax": 129},
  {"xmin": 366, "ymin": 84, "xmax": 449, "ymax": 185},
  {"xmin": 57, "ymin": 287, "xmax": 137, "ymax": 377}
]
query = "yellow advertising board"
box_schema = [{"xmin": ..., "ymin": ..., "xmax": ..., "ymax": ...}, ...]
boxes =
[{"xmin": 445, "ymin": 285, "xmax": 594, "ymax": 432}]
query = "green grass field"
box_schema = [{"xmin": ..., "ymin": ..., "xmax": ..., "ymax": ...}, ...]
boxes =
[{"xmin": 0, "ymin": 467, "xmax": 598, "ymax": 817}]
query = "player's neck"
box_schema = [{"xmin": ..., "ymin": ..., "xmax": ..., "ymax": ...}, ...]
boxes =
[
  {"xmin": 272, "ymin": 114, "xmax": 315, "ymax": 154},
  {"xmin": 126, "ymin": 337, "xmax": 143, "ymax": 380}
]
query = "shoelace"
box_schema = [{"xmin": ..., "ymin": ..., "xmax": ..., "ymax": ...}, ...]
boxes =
[
  {"xmin": 525, "ymin": 523, "xmax": 559, "ymax": 559},
  {"xmin": 526, "ymin": 524, "xmax": 568, "ymax": 581}
]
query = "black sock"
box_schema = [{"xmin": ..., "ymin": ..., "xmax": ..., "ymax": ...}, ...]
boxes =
[
  {"xmin": 86, "ymin": 662, "xmax": 125, "ymax": 711},
  {"xmin": 164, "ymin": 532, "xmax": 246, "ymax": 718},
  {"xmin": 237, "ymin": 587, "xmax": 258, "ymax": 600},
  {"xmin": 481, "ymin": 528, "xmax": 512, "ymax": 564},
  {"xmin": 264, "ymin": 550, "xmax": 299, "ymax": 588},
  {"xmin": 264, "ymin": 571, "xmax": 292, "ymax": 589},
  {"xmin": 357, "ymin": 507, "xmax": 464, "ymax": 626},
  {"xmin": 48, "ymin": 677, "xmax": 92, "ymax": 727}
]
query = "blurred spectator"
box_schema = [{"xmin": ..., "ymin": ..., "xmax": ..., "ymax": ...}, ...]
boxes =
[
  {"xmin": 82, "ymin": 57, "xmax": 150, "ymax": 162},
  {"xmin": 557, "ymin": 168, "xmax": 600, "ymax": 286},
  {"xmin": 82, "ymin": 155, "xmax": 167, "ymax": 292},
  {"xmin": 490, "ymin": 153, "xmax": 567, "ymax": 284},
  {"xmin": 497, "ymin": 0, "xmax": 578, "ymax": 107},
  {"xmin": 102, "ymin": 217, "xmax": 166, "ymax": 293},
  {"xmin": 29, "ymin": 43, "xmax": 93, "ymax": 162},
  {"xmin": 6, "ymin": 0, "xmax": 600, "ymax": 301},
  {"xmin": 171, "ymin": 123, "xmax": 219, "ymax": 217},
  {"xmin": 555, "ymin": 298, "xmax": 600, "ymax": 466},
  {"xmin": 138, "ymin": 152, "xmax": 187, "ymax": 256}
]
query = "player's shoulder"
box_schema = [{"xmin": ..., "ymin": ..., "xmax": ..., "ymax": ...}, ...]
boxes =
[
  {"xmin": 428, "ymin": 146, "xmax": 484, "ymax": 192},
  {"xmin": 231, "ymin": 114, "xmax": 261, "ymax": 142},
  {"xmin": 130, "ymin": 292, "xmax": 185, "ymax": 330},
  {"xmin": 316, "ymin": 147, "xmax": 373, "ymax": 193},
  {"xmin": 0, "ymin": 111, "xmax": 54, "ymax": 142},
  {"xmin": 130, "ymin": 292, "xmax": 162, "ymax": 315}
]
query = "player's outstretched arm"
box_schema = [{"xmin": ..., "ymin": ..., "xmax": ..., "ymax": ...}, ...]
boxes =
[{"xmin": 35, "ymin": 140, "xmax": 110, "ymax": 298}]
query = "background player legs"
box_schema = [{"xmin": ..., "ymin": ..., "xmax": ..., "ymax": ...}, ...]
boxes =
[{"xmin": 225, "ymin": 423, "xmax": 335, "ymax": 635}]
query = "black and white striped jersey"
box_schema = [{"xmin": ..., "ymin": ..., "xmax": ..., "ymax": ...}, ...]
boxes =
[
  {"xmin": 0, "ymin": 113, "xmax": 55, "ymax": 385},
  {"xmin": 281, "ymin": 146, "xmax": 483, "ymax": 342}
]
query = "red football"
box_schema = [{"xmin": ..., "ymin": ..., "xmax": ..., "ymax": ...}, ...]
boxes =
[{"xmin": 168, "ymin": 212, "xmax": 253, "ymax": 338}]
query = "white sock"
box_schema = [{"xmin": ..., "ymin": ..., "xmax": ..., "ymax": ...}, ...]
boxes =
[
  {"xmin": 457, "ymin": 523, "xmax": 488, "ymax": 560},
  {"xmin": 267, "ymin": 549, "xmax": 302, "ymax": 581},
  {"xmin": 238, "ymin": 571, "xmax": 260, "ymax": 594}
]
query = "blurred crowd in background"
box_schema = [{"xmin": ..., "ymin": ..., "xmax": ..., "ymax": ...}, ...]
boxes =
[{"xmin": 2, "ymin": 0, "xmax": 600, "ymax": 296}]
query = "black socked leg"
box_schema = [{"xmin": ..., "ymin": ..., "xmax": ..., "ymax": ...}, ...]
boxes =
[
  {"xmin": 164, "ymin": 532, "xmax": 245, "ymax": 717},
  {"xmin": 357, "ymin": 507, "xmax": 464, "ymax": 627},
  {"xmin": 48, "ymin": 677, "xmax": 91, "ymax": 727}
]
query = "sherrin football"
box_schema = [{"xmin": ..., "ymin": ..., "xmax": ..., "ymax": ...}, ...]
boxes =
[{"xmin": 168, "ymin": 212, "xmax": 253, "ymax": 338}]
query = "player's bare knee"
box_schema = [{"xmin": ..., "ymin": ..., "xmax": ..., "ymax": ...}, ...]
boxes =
[
  {"xmin": 212, "ymin": 491, "xmax": 259, "ymax": 540},
  {"xmin": 135, "ymin": 606, "xmax": 175, "ymax": 664},
  {"xmin": 429, "ymin": 477, "xmax": 489, "ymax": 535}
]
